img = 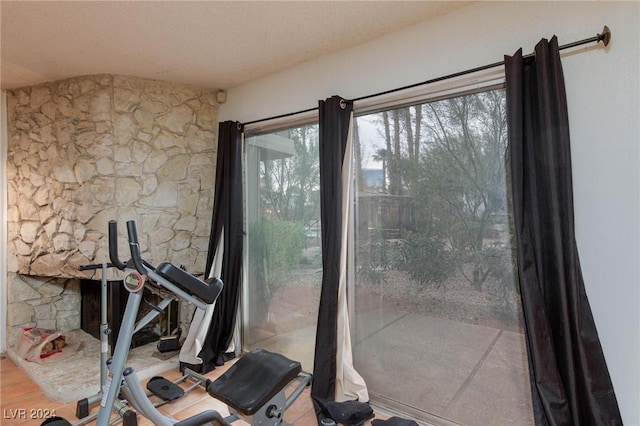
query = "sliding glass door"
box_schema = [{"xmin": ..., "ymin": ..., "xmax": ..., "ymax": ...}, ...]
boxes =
[
  {"xmin": 243, "ymin": 124, "xmax": 320, "ymax": 371},
  {"xmin": 241, "ymin": 89, "xmax": 533, "ymax": 424},
  {"xmin": 351, "ymin": 89, "xmax": 534, "ymax": 425}
]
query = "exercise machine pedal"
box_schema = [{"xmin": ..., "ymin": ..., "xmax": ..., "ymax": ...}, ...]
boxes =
[
  {"xmin": 147, "ymin": 376, "xmax": 185, "ymax": 401},
  {"xmin": 75, "ymin": 397, "xmax": 89, "ymax": 419},
  {"xmin": 40, "ymin": 417, "xmax": 72, "ymax": 426},
  {"xmin": 121, "ymin": 410, "xmax": 138, "ymax": 426}
]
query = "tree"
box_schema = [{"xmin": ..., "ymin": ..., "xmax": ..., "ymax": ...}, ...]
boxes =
[
  {"xmin": 412, "ymin": 91, "xmax": 509, "ymax": 290},
  {"xmin": 404, "ymin": 105, "xmax": 422, "ymax": 164},
  {"xmin": 355, "ymin": 89, "xmax": 510, "ymax": 292},
  {"xmin": 372, "ymin": 148, "xmax": 388, "ymax": 192},
  {"xmin": 260, "ymin": 125, "xmax": 320, "ymax": 224}
]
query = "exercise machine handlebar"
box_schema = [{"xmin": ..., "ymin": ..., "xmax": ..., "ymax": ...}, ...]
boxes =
[
  {"xmin": 108, "ymin": 220, "xmax": 127, "ymax": 270},
  {"xmin": 126, "ymin": 220, "xmax": 148, "ymax": 275},
  {"xmin": 122, "ymin": 220, "xmax": 221, "ymax": 306},
  {"xmin": 79, "ymin": 262, "xmax": 115, "ymax": 271}
]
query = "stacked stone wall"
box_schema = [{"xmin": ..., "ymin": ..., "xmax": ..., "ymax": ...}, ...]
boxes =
[{"xmin": 5, "ymin": 74, "xmax": 219, "ymax": 344}]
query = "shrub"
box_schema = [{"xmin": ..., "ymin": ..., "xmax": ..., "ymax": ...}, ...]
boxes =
[
  {"xmin": 249, "ymin": 220, "xmax": 307, "ymax": 287},
  {"xmin": 396, "ymin": 231, "xmax": 455, "ymax": 288}
]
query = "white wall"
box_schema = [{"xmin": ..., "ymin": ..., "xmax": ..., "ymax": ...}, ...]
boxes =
[{"xmin": 221, "ymin": 1, "xmax": 640, "ymax": 424}]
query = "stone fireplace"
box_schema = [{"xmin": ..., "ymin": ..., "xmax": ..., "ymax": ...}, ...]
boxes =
[{"xmin": 5, "ymin": 74, "xmax": 219, "ymax": 346}]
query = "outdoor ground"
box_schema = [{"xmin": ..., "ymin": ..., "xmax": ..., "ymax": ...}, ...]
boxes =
[
  {"xmin": 253, "ymin": 265, "xmax": 533, "ymax": 426},
  {"xmin": 266, "ymin": 267, "xmax": 525, "ymax": 335}
]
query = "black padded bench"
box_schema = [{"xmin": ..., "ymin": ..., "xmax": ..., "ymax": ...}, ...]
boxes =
[
  {"xmin": 208, "ymin": 349, "xmax": 302, "ymax": 416},
  {"xmin": 156, "ymin": 262, "xmax": 223, "ymax": 304}
]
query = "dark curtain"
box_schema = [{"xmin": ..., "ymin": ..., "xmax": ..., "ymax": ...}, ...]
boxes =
[
  {"xmin": 198, "ymin": 120, "xmax": 244, "ymax": 373},
  {"xmin": 312, "ymin": 95, "xmax": 353, "ymax": 406},
  {"xmin": 505, "ymin": 37, "xmax": 621, "ymax": 425}
]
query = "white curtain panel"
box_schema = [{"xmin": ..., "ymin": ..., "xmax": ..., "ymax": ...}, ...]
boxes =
[
  {"xmin": 335, "ymin": 112, "xmax": 369, "ymax": 402},
  {"xmin": 179, "ymin": 232, "xmax": 224, "ymax": 365}
]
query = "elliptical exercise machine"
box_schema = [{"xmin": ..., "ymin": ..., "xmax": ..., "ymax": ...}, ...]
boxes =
[
  {"xmin": 74, "ymin": 261, "xmax": 138, "ymax": 425},
  {"xmin": 44, "ymin": 220, "xmax": 312, "ymax": 426}
]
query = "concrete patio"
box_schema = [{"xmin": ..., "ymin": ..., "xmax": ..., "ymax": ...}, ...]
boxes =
[{"xmin": 253, "ymin": 307, "xmax": 534, "ymax": 426}]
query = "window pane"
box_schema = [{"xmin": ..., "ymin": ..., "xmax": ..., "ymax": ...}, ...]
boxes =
[
  {"xmin": 243, "ymin": 124, "xmax": 320, "ymax": 371},
  {"xmin": 352, "ymin": 90, "xmax": 534, "ymax": 425}
]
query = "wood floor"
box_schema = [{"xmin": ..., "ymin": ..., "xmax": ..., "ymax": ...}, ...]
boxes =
[{"xmin": 0, "ymin": 353, "xmax": 324, "ymax": 426}]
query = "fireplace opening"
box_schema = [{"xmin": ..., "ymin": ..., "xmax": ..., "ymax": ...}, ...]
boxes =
[{"xmin": 80, "ymin": 279, "xmax": 179, "ymax": 353}]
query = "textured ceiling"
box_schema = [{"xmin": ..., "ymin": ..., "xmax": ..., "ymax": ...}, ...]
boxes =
[{"xmin": 0, "ymin": 1, "xmax": 469, "ymax": 90}]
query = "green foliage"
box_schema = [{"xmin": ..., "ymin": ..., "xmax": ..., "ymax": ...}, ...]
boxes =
[
  {"xmin": 356, "ymin": 231, "xmax": 396, "ymax": 286},
  {"xmin": 249, "ymin": 220, "xmax": 307, "ymax": 286},
  {"xmin": 483, "ymin": 244, "xmax": 515, "ymax": 289},
  {"xmin": 396, "ymin": 91, "xmax": 509, "ymax": 291},
  {"xmin": 356, "ymin": 262, "xmax": 387, "ymax": 287},
  {"xmin": 395, "ymin": 231, "xmax": 456, "ymax": 288},
  {"xmin": 259, "ymin": 125, "xmax": 320, "ymax": 223},
  {"xmin": 483, "ymin": 241, "xmax": 521, "ymax": 322}
]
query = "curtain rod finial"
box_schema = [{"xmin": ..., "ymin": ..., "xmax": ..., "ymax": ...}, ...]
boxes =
[{"xmin": 599, "ymin": 25, "xmax": 611, "ymax": 47}]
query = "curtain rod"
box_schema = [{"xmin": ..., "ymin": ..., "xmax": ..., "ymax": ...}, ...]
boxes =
[{"xmin": 244, "ymin": 25, "xmax": 611, "ymax": 127}]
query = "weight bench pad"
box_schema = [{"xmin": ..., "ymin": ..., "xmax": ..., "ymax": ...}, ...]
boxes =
[
  {"xmin": 208, "ymin": 349, "xmax": 302, "ymax": 416},
  {"xmin": 156, "ymin": 263, "xmax": 222, "ymax": 304}
]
